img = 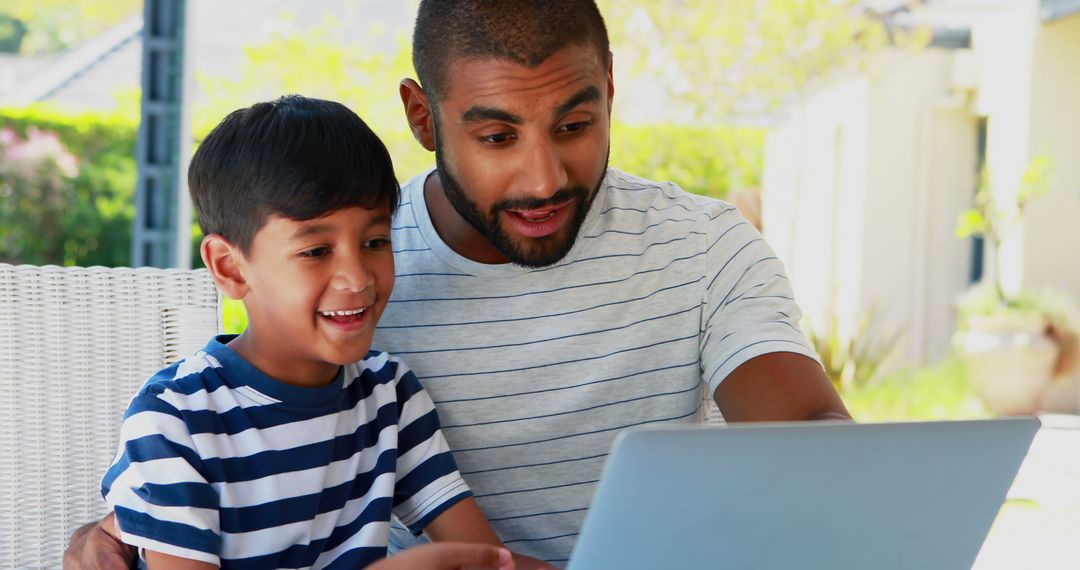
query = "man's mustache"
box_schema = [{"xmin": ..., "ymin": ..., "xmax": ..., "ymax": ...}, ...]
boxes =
[{"xmin": 493, "ymin": 186, "xmax": 588, "ymax": 213}]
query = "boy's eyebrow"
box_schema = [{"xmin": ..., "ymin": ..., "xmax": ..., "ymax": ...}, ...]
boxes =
[
  {"xmin": 289, "ymin": 224, "xmax": 333, "ymax": 241},
  {"xmin": 365, "ymin": 214, "xmax": 393, "ymax": 228},
  {"xmin": 288, "ymin": 214, "xmax": 393, "ymax": 241}
]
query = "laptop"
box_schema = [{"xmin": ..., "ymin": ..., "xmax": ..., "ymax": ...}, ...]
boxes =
[{"xmin": 566, "ymin": 418, "xmax": 1039, "ymax": 570}]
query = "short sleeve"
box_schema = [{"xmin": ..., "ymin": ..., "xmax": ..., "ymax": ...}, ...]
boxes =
[
  {"xmin": 389, "ymin": 365, "xmax": 471, "ymax": 534},
  {"xmin": 101, "ymin": 393, "xmax": 221, "ymax": 565},
  {"xmin": 699, "ymin": 204, "xmax": 820, "ymax": 394}
]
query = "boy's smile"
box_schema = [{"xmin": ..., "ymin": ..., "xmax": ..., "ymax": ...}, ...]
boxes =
[{"xmin": 222, "ymin": 205, "xmax": 395, "ymax": 388}]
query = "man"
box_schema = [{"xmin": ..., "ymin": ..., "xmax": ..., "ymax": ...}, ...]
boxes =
[{"xmin": 67, "ymin": 1, "xmax": 849, "ymax": 568}]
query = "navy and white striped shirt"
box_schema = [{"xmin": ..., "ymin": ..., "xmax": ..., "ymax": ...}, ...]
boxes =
[
  {"xmin": 102, "ymin": 335, "xmax": 469, "ymax": 569},
  {"xmin": 377, "ymin": 168, "xmax": 818, "ymax": 565}
]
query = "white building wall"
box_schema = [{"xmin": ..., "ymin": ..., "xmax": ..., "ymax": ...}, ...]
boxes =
[
  {"xmin": 1024, "ymin": 13, "xmax": 1080, "ymax": 299},
  {"xmin": 972, "ymin": 0, "xmax": 1040, "ymax": 296},
  {"xmin": 762, "ymin": 77, "xmax": 869, "ymax": 341},
  {"xmin": 763, "ymin": 47, "xmax": 977, "ymax": 366},
  {"xmin": 863, "ymin": 49, "xmax": 977, "ymax": 363}
]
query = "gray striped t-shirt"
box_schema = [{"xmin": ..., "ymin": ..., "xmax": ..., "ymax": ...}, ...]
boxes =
[{"xmin": 376, "ymin": 167, "xmax": 817, "ymax": 565}]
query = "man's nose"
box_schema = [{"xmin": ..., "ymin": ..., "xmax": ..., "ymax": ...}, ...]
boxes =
[{"xmin": 518, "ymin": 138, "xmax": 569, "ymax": 199}]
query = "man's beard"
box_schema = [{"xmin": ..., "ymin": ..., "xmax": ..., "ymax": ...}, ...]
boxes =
[{"xmin": 434, "ymin": 136, "xmax": 608, "ymax": 268}]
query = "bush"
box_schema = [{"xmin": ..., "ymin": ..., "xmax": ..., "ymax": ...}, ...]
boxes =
[
  {"xmin": 0, "ymin": 105, "xmax": 137, "ymax": 266},
  {"xmin": 610, "ymin": 122, "xmax": 763, "ymax": 200},
  {"xmin": 842, "ymin": 357, "xmax": 989, "ymax": 422}
]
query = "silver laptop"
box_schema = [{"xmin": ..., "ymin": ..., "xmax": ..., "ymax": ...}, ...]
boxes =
[{"xmin": 566, "ymin": 418, "xmax": 1039, "ymax": 570}]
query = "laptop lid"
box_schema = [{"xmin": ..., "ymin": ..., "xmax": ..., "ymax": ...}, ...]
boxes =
[{"xmin": 566, "ymin": 418, "xmax": 1039, "ymax": 570}]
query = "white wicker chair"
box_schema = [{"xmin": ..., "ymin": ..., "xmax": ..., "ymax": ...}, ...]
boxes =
[{"xmin": 0, "ymin": 264, "xmax": 221, "ymax": 569}]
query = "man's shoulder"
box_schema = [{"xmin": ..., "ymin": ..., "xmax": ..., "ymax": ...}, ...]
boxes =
[
  {"xmin": 599, "ymin": 168, "xmax": 742, "ymax": 238},
  {"xmin": 603, "ymin": 168, "xmax": 734, "ymax": 216}
]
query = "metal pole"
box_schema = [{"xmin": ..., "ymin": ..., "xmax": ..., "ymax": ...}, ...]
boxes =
[{"xmin": 133, "ymin": 0, "xmax": 191, "ymax": 268}]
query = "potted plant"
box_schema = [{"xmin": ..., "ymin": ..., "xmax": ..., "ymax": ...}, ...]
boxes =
[{"xmin": 953, "ymin": 156, "xmax": 1079, "ymax": 415}]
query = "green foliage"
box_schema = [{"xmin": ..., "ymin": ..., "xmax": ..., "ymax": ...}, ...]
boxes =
[
  {"xmin": 0, "ymin": 105, "xmax": 136, "ymax": 266},
  {"xmin": 952, "ymin": 155, "xmax": 1078, "ymax": 376},
  {"xmin": 221, "ymin": 298, "xmax": 248, "ymax": 335},
  {"xmin": 956, "ymin": 156, "xmax": 1051, "ymax": 243},
  {"xmin": 804, "ymin": 305, "xmax": 904, "ymax": 393},
  {"xmin": 0, "ymin": 0, "xmax": 140, "ymax": 55},
  {"xmin": 610, "ymin": 123, "xmax": 763, "ymax": 199},
  {"xmin": 955, "ymin": 155, "xmax": 1052, "ymax": 301},
  {"xmin": 597, "ymin": 0, "xmax": 893, "ymax": 122},
  {"xmin": 841, "ymin": 357, "xmax": 989, "ymax": 422},
  {"xmin": 195, "ymin": 18, "xmax": 432, "ymax": 179}
]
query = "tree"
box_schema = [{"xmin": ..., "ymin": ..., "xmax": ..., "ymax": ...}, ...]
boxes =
[
  {"xmin": 0, "ymin": 0, "xmax": 140, "ymax": 55},
  {"xmin": 596, "ymin": 0, "xmax": 896, "ymax": 124}
]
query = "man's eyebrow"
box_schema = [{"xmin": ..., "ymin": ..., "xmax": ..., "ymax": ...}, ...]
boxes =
[
  {"xmin": 462, "ymin": 106, "xmax": 524, "ymax": 125},
  {"xmin": 555, "ymin": 86, "xmax": 602, "ymax": 118}
]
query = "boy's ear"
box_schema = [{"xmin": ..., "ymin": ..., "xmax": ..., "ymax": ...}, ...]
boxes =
[
  {"xmin": 400, "ymin": 78, "xmax": 437, "ymax": 152},
  {"xmin": 200, "ymin": 234, "xmax": 248, "ymax": 300}
]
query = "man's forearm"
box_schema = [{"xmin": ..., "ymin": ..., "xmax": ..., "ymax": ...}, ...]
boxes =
[{"xmin": 63, "ymin": 514, "xmax": 136, "ymax": 570}]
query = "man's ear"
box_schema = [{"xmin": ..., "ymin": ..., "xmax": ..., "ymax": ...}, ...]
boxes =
[
  {"xmin": 606, "ymin": 53, "xmax": 615, "ymax": 117},
  {"xmin": 400, "ymin": 78, "xmax": 437, "ymax": 152},
  {"xmin": 200, "ymin": 234, "xmax": 248, "ymax": 301}
]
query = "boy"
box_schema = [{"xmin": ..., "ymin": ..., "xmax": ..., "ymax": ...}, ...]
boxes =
[{"xmin": 101, "ymin": 95, "xmax": 539, "ymax": 569}]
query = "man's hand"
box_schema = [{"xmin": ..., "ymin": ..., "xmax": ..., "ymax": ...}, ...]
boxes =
[
  {"xmin": 63, "ymin": 513, "xmax": 136, "ymax": 570},
  {"xmin": 367, "ymin": 543, "xmax": 514, "ymax": 570},
  {"xmin": 511, "ymin": 552, "xmax": 560, "ymax": 570}
]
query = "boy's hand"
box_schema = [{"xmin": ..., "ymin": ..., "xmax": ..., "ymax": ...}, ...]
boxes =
[
  {"xmin": 63, "ymin": 512, "xmax": 136, "ymax": 570},
  {"xmin": 367, "ymin": 543, "xmax": 514, "ymax": 570}
]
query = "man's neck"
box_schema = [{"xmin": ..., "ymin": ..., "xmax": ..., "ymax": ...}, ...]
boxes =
[{"xmin": 422, "ymin": 170, "xmax": 509, "ymax": 264}]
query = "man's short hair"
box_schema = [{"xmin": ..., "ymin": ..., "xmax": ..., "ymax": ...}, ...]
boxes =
[
  {"xmin": 412, "ymin": 0, "xmax": 610, "ymax": 102},
  {"xmin": 188, "ymin": 95, "xmax": 399, "ymax": 254}
]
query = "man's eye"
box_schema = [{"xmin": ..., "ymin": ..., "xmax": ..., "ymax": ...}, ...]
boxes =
[
  {"xmin": 481, "ymin": 133, "xmax": 514, "ymax": 144},
  {"xmin": 300, "ymin": 246, "xmax": 330, "ymax": 258},
  {"xmin": 364, "ymin": 238, "xmax": 391, "ymax": 250},
  {"xmin": 558, "ymin": 121, "xmax": 591, "ymax": 134}
]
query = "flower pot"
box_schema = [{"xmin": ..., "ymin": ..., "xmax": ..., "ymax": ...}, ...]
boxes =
[{"xmin": 957, "ymin": 316, "xmax": 1057, "ymax": 416}]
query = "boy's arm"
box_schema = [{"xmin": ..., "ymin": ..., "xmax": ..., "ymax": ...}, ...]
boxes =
[
  {"xmin": 367, "ymin": 543, "xmax": 513, "ymax": 570},
  {"xmin": 144, "ymin": 550, "xmax": 218, "ymax": 570},
  {"xmin": 423, "ymin": 498, "xmax": 557, "ymax": 570}
]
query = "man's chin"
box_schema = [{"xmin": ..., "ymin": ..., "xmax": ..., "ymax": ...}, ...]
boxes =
[{"xmin": 497, "ymin": 230, "xmax": 577, "ymax": 268}]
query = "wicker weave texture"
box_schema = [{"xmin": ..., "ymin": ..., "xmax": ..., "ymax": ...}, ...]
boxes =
[{"xmin": 0, "ymin": 264, "xmax": 221, "ymax": 569}]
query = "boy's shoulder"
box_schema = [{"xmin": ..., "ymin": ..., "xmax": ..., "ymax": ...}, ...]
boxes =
[
  {"xmin": 350, "ymin": 349, "xmax": 417, "ymax": 389},
  {"xmin": 131, "ymin": 337, "xmax": 234, "ymax": 411}
]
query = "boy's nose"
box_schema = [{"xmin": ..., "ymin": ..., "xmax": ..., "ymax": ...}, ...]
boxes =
[{"xmin": 332, "ymin": 257, "xmax": 374, "ymax": 292}]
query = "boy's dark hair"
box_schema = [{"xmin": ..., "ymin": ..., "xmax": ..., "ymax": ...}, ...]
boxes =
[
  {"xmin": 189, "ymin": 95, "xmax": 399, "ymax": 253},
  {"xmin": 412, "ymin": 0, "xmax": 610, "ymax": 103}
]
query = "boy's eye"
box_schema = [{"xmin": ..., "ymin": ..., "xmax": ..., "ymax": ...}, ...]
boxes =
[
  {"xmin": 300, "ymin": 246, "xmax": 330, "ymax": 258},
  {"xmin": 363, "ymin": 238, "xmax": 391, "ymax": 250}
]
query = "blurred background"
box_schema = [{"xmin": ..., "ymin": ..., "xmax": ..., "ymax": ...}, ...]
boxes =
[{"xmin": 0, "ymin": 1, "xmax": 1077, "ymax": 565}]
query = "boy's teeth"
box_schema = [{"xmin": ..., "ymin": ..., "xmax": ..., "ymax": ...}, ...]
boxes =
[{"xmin": 322, "ymin": 308, "xmax": 366, "ymax": 316}]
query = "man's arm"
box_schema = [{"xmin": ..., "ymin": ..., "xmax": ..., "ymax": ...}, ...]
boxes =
[
  {"xmin": 713, "ymin": 352, "xmax": 851, "ymax": 422},
  {"xmin": 64, "ymin": 513, "xmax": 136, "ymax": 570},
  {"xmin": 423, "ymin": 498, "xmax": 557, "ymax": 570}
]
